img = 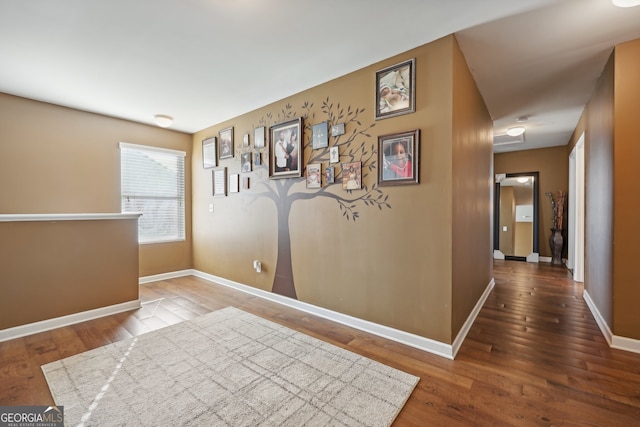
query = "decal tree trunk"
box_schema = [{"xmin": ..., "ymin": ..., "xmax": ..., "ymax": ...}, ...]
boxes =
[{"xmin": 271, "ymin": 196, "xmax": 296, "ymax": 299}]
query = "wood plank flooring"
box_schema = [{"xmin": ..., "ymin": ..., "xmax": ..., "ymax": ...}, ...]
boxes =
[{"xmin": 2, "ymin": 260, "xmax": 640, "ymax": 425}]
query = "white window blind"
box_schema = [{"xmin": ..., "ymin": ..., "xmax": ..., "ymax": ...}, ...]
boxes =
[{"xmin": 120, "ymin": 142, "xmax": 186, "ymax": 244}]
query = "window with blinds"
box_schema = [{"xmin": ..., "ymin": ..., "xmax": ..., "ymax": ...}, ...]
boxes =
[{"xmin": 120, "ymin": 142, "xmax": 186, "ymax": 244}]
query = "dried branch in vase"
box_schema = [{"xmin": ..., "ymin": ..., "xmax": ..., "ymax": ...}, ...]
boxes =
[{"xmin": 545, "ymin": 190, "xmax": 566, "ymax": 230}]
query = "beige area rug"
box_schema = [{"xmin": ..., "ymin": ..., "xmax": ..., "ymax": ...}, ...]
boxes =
[{"xmin": 42, "ymin": 307, "xmax": 419, "ymax": 426}]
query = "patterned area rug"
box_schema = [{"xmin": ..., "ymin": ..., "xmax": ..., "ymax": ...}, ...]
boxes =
[{"xmin": 42, "ymin": 307, "xmax": 419, "ymax": 426}]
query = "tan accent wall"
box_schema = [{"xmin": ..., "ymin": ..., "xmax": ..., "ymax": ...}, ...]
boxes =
[
  {"xmin": 566, "ymin": 38, "xmax": 640, "ymax": 340},
  {"xmin": 0, "ymin": 218, "xmax": 139, "ymax": 329},
  {"xmin": 192, "ymin": 35, "xmax": 492, "ymax": 345},
  {"xmin": 585, "ymin": 53, "xmax": 615, "ymax": 327},
  {"xmin": 0, "ymin": 93, "xmax": 193, "ymax": 277},
  {"xmin": 451, "ymin": 37, "xmax": 494, "ymax": 337},
  {"xmin": 494, "ymin": 146, "xmax": 569, "ymax": 257},
  {"xmin": 613, "ymin": 38, "xmax": 640, "ymax": 339}
]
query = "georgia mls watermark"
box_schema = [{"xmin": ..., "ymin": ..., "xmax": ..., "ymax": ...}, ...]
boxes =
[{"xmin": 0, "ymin": 406, "xmax": 63, "ymax": 427}]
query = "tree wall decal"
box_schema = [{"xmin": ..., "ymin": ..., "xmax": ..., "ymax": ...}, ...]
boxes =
[{"xmin": 241, "ymin": 98, "xmax": 392, "ymax": 299}]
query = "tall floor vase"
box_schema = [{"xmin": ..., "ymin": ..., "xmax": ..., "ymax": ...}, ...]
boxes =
[{"xmin": 549, "ymin": 228, "xmax": 563, "ymax": 265}]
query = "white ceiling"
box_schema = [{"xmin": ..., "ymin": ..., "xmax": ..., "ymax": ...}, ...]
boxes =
[{"xmin": 1, "ymin": 0, "xmax": 640, "ymax": 153}]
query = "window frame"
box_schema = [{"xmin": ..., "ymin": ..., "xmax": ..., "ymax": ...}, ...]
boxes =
[{"xmin": 119, "ymin": 142, "xmax": 186, "ymax": 245}]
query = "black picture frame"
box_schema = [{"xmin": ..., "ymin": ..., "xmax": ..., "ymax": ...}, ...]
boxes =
[
  {"xmin": 312, "ymin": 122, "xmax": 328, "ymax": 149},
  {"xmin": 378, "ymin": 129, "xmax": 420, "ymax": 185},
  {"xmin": 269, "ymin": 117, "xmax": 303, "ymax": 179},
  {"xmin": 375, "ymin": 58, "xmax": 416, "ymax": 120}
]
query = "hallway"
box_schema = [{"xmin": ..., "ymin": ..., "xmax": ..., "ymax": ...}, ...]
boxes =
[
  {"xmin": 1, "ymin": 261, "xmax": 639, "ymax": 425},
  {"xmin": 453, "ymin": 260, "xmax": 640, "ymax": 425}
]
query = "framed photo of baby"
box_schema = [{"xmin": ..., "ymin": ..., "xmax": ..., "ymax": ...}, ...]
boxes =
[
  {"xmin": 378, "ymin": 129, "xmax": 419, "ymax": 186},
  {"xmin": 375, "ymin": 58, "xmax": 415, "ymax": 120},
  {"xmin": 269, "ymin": 117, "xmax": 303, "ymax": 179}
]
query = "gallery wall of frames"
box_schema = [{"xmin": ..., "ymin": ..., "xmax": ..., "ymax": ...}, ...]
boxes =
[{"xmin": 191, "ymin": 34, "xmax": 493, "ymax": 346}]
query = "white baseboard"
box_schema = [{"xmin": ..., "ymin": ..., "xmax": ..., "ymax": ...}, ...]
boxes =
[
  {"xmin": 583, "ymin": 290, "xmax": 640, "ymax": 355},
  {"xmin": 188, "ymin": 269, "xmax": 455, "ymax": 359},
  {"xmin": 0, "ymin": 300, "xmax": 141, "ymax": 343},
  {"xmin": 583, "ymin": 290, "xmax": 613, "ymax": 345},
  {"xmin": 612, "ymin": 335, "xmax": 640, "ymax": 354},
  {"xmin": 451, "ymin": 278, "xmax": 495, "ymax": 358},
  {"xmin": 157, "ymin": 269, "xmax": 492, "ymax": 360},
  {"xmin": 139, "ymin": 270, "xmax": 194, "ymax": 284}
]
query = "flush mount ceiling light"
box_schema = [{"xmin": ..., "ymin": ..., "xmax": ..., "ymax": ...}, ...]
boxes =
[
  {"xmin": 506, "ymin": 126, "xmax": 525, "ymax": 137},
  {"xmin": 612, "ymin": 0, "xmax": 640, "ymax": 7},
  {"xmin": 154, "ymin": 114, "xmax": 173, "ymax": 128}
]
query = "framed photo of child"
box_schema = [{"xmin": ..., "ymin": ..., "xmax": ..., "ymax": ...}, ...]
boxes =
[
  {"xmin": 306, "ymin": 163, "xmax": 321, "ymax": 189},
  {"xmin": 341, "ymin": 161, "xmax": 362, "ymax": 191},
  {"xmin": 378, "ymin": 129, "xmax": 419, "ymax": 186}
]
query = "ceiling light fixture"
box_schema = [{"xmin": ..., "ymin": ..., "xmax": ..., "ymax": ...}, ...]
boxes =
[
  {"xmin": 612, "ymin": 0, "xmax": 640, "ymax": 7},
  {"xmin": 506, "ymin": 126, "xmax": 525, "ymax": 137},
  {"xmin": 154, "ymin": 114, "xmax": 173, "ymax": 128}
]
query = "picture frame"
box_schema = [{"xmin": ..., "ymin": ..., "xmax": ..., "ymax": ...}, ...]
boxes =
[
  {"xmin": 329, "ymin": 146, "xmax": 339, "ymax": 164},
  {"xmin": 341, "ymin": 161, "xmax": 362, "ymax": 190},
  {"xmin": 378, "ymin": 129, "xmax": 420, "ymax": 186},
  {"xmin": 375, "ymin": 58, "xmax": 415, "ymax": 120},
  {"xmin": 254, "ymin": 126, "xmax": 265, "ymax": 148},
  {"xmin": 241, "ymin": 152, "xmax": 252, "ymax": 172},
  {"xmin": 212, "ymin": 167, "xmax": 227, "ymax": 197},
  {"xmin": 254, "ymin": 151, "xmax": 261, "ymax": 166},
  {"xmin": 312, "ymin": 122, "xmax": 328, "ymax": 149},
  {"xmin": 243, "ymin": 133, "xmax": 250, "ymax": 147},
  {"xmin": 229, "ymin": 173, "xmax": 239, "ymax": 193},
  {"xmin": 325, "ymin": 166, "xmax": 335, "ymax": 184},
  {"xmin": 306, "ymin": 163, "xmax": 321, "ymax": 189},
  {"xmin": 242, "ymin": 176, "xmax": 250, "ymax": 190},
  {"xmin": 331, "ymin": 123, "xmax": 345, "ymax": 137},
  {"xmin": 269, "ymin": 117, "xmax": 303, "ymax": 179},
  {"xmin": 202, "ymin": 136, "xmax": 217, "ymax": 169},
  {"xmin": 219, "ymin": 127, "xmax": 234, "ymax": 159}
]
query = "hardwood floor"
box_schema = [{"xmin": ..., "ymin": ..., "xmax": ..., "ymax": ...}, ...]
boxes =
[{"xmin": 2, "ymin": 260, "xmax": 640, "ymax": 425}]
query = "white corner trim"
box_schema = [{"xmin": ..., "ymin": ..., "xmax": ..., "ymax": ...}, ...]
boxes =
[
  {"xmin": 451, "ymin": 278, "xmax": 495, "ymax": 358},
  {"xmin": 583, "ymin": 289, "xmax": 613, "ymax": 346},
  {"xmin": 188, "ymin": 269, "xmax": 457, "ymax": 359},
  {"xmin": 0, "ymin": 300, "xmax": 141, "ymax": 343},
  {"xmin": 612, "ymin": 335, "xmax": 640, "ymax": 354},
  {"xmin": 583, "ymin": 289, "xmax": 640, "ymax": 354},
  {"xmin": 493, "ymin": 249, "xmax": 505, "ymax": 260}
]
